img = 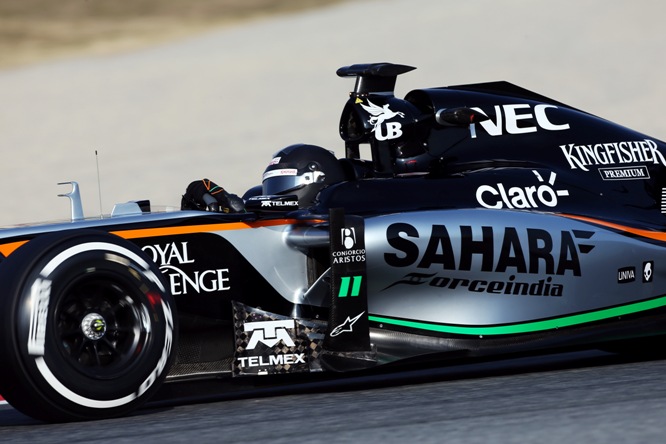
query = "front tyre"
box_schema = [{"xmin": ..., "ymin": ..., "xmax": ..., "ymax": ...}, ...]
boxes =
[{"xmin": 0, "ymin": 231, "xmax": 176, "ymax": 422}]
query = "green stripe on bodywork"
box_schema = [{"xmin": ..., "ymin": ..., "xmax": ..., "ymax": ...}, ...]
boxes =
[{"xmin": 368, "ymin": 295, "xmax": 666, "ymax": 336}]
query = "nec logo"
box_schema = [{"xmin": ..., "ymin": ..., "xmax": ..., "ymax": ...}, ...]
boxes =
[
  {"xmin": 244, "ymin": 320, "xmax": 296, "ymax": 349},
  {"xmin": 470, "ymin": 104, "xmax": 570, "ymax": 138}
]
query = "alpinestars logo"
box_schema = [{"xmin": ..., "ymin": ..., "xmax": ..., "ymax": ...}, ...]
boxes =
[
  {"xmin": 244, "ymin": 320, "xmax": 296, "ymax": 349},
  {"xmin": 360, "ymin": 99, "xmax": 404, "ymax": 141},
  {"xmin": 330, "ymin": 312, "xmax": 365, "ymax": 337}
]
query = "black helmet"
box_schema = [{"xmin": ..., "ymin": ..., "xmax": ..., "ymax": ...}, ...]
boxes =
[{"xmin": 262, "ymin": 144, "xmax": 346, "ymax": 208}]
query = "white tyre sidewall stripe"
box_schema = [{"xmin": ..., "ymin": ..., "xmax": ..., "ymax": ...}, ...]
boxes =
[{"xmin": 29, "ymin": 241, "xmax": 171, "ymax": 409}]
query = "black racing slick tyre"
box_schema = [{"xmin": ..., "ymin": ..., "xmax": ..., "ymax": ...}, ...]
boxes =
[{"xmin": 0, "ymin": 231, "xmax": 176, "ymax": 422}]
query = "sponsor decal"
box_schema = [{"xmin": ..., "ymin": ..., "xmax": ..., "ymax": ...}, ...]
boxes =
[
  {"xmin": 342, "ymin": 227, "xmax": 356, "ymax": 248},
  {"xmin": 661, "ymin": 188, "xmax": 666, "ymax": 214},
  {"xmin": 142, "ymin": 242, "xmax": 230, "ymax": 296},
  {"xmin": 599, "ymin": 166, "xmax": 650, "ymax": 181},
  {"xmin": 332, "ymin": 226, "xmax": 366, "ymax": 264},
  {"xmin": 262, "ymin": 168, "xmax": 298, "ymax": 180},
  {"xmin": 360, "ymin": 99, "xmax": 404, "ymax": 141},
  {"xmin": 385, "ymin": 272, "xmax": 563, "ymax": 297},
  {"xmin": 338, "ymin": 275, "xmax": 363, "ymax": 297},
  {"xmin": 332, "ymin": 251, "xmax": 366, "ymax": 264},
  {"xmin": 236, "ymin": 353, "xmax": 306, "ymax": 369},
  {"xmin": 469, "ymin": 104, "xmax": 570, "ymax": 138},
  {"xmin": 237, "ymin": 319, "xmax": 306, "ymax": 370},
  {"xmin": 327, "ymin": 209, "xmax": 371, "ymax": 352},
  {"xmin": 559, "ymin": 139, "xmax": 665, "ymax": 172},
  {"xmin": 476, "ymin": 170, "xmax": 569, "ymax": 210},
  {"xmin": 245, "ymin": 320, "xmax": 296, "ymax": 349},
  {"xmin": 643, "ymin": 261, "xmax": 654, "ymax": 283},
  {"xmin": 260, "ymin": 200, "xmax": 298, "ymax": 207},
  {"xmin": 330, "ymin": 312, "xmax": 365, "ymax": 337},
  {"xmin": 233, "ymin": 302, "xmax": 325, "ymax": 375},
  {"xmin": 617, "ymin": 266, "xmax": 636, "ymax": 284},
  {"xmin": 384, "ymin": 223, "xmax": 595, "ymax": 276}
]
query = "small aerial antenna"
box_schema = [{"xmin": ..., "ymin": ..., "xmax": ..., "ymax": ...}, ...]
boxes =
[{"xmin": 95, "ymin": 150, "xmax": 103, "ymax": 218}]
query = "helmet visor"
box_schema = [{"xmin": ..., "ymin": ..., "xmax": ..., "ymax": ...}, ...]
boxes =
[{"xmin": 262, "ymin": 168, "xmax": 325, "ymax": 195}]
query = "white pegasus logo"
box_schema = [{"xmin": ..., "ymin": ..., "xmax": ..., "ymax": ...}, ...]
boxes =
[{"xmin": 360, "ymin": 99, "xmax": 405, "ymax": 134}]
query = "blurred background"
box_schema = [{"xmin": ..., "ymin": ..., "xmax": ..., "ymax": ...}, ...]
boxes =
[
  {"xmin": 0, "ymin": 0, "xmax": 665, "ymax": 225},
  {"xmin": 0, "ymin": 0, "xmax": 345, "ymax": 68}
]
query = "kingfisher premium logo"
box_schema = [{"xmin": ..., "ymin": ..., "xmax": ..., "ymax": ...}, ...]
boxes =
[{"xmin": 559, "ymin": 139, "xmax": 665, "ymax": 178}]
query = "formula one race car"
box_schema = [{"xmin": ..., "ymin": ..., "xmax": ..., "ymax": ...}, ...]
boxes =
[{"xmin": 2, "ymin": 62, "xmax": 666, "ymax": 422}]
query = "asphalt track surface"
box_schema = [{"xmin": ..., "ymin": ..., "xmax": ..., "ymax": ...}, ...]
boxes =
[
  {"xmin": 1, "ymin": 351, "xmax": 666, "ymax": 443},
  {"xmin": 2, "ymin": 0, "xmax": 666, "ymax": 442}
]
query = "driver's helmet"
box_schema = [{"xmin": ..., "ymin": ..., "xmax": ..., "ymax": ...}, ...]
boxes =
[{"xmin": 262, "ymin": 144, "xmax": 346, "ymax": 208}]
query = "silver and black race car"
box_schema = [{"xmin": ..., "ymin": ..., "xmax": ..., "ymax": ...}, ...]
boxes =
[{"xmin": 2, "ymin": 62, "xmax": 666, "ymax": 422}]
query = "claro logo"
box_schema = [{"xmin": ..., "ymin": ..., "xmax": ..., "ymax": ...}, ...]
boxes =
[{"xmin": 476, "ymin": 170, "xmax": 569, "ymax": 210}]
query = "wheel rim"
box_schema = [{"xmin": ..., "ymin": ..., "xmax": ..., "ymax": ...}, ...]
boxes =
[{"xmin": 55, "ymin": 274, "xmax": 149, "ymax": 379}]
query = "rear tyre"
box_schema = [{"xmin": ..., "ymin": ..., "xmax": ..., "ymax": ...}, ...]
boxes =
[{"xmin": 0, "ymin": 231, "xmax": 176, "ymax": 422}]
